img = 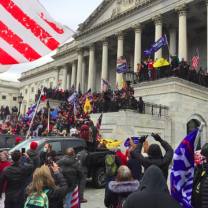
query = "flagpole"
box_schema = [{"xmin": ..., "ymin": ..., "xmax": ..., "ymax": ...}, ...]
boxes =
[
  {"xmin": 47, "ymin": 101, "xmax": 50, "ymax": 132},
  {"xmin": 164, "ymin": 34, "xmax": 170, "ymax": 52},
  {"xmin": 26, "ymin": 88, "xmax": 43, "ymax": 139},
  {"xmin": 194, "ymin": 122, "xmax": 205, "ymax": 151}
]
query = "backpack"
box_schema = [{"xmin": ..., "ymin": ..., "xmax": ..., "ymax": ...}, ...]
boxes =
[
  {"xmin": 117, "ymin": 195, "xmax": 127, "ymax": 208},
  {"xmin": 77, "ymin": 151, "xmax": 85, "ymax": 166},
  {"xmin": 105, "ymin": 155, "xmax": 117, "ymax": 176},
  {"xmin": 80, "ymin": 125, "xmax": 89, "ymax": 141},
  {"xmin": 24, "ymin": 189, "xmax": 49, "ymax": 208}
]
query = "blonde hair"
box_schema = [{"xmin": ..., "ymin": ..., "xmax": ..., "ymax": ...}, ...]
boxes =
[{"xmin": 27, "ymin": 166, "xmax": 56, "ymax": 199}]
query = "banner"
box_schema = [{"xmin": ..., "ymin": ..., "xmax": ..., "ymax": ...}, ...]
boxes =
[
  {"xmin": 67, "ymin": 93, "xmax": 76, "ymax": 104},
  {"xmin": 117, "ymin": 56, "xmax": 127, "ymax": 74}
]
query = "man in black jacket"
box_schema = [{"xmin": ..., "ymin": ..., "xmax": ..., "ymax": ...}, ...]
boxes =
[
  {"xmin": 57, "ymin": 148, "xmax": 84, "ymax": 208},
  {"xmin": 133, "ymin": 133, "xmax": 173, "ymax": 181},
  {"xmin": 0, "ymin": 150, "xmax": 34, "ymax": 208},
  {"xmin": 40, "ymin": 143, "xmax": 57, "ymax": 165}
]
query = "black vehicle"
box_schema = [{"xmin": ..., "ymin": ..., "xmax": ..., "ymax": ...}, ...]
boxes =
[
  {"xmin": 8, "ymin": 137, "xmax": 108, "ymax": 188},
  {"xmin": 0, "ymin": 134, "xmax": 26, "ymax": 149}
]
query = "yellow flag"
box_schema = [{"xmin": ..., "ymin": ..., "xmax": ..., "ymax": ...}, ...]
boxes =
[
  {"xmin": 106, "ymin": 140, "xmax": 124, "ymax": 149},
  {"xmin": 84, "ymin": 98, "xmax": 91, "ymax": 113},
  {"xmin": 153, "ymin": 58, "xmax": 170, "ymax": 68},
  {"xmin": 121, "ymin": 78, "xmax": 124, "ymax": 88}
]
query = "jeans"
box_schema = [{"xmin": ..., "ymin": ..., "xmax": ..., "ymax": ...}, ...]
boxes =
[
  {"xmin": 105, "ymin": 175, "xmax": 116, "ymax": 197},
  {"xmin": 5, "ymin": 196, "xmax": 24, "ymax": 208},
  {"xmin": 79, "ymin": 174, "xmax": 87, "ymax": 200},
  {"xmin": 65, "ymin": 191, "xmax": 73, "ymax": 208}
]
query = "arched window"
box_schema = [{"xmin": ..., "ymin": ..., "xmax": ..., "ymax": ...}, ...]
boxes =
[{"xmin": 187, "ymin": 119, "xmax": 200, "ymax": 150}]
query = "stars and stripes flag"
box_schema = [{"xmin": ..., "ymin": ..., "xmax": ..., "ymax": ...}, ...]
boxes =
[
  {"xmin": 170, "ymin": 128, "xmax": 199, "ymax": 208},
  {"xmin": 70, "ymin": 185, "xmax": 80, "ymax": 208},
  {"xmin": 81, "ymin": 88, "xmax": 93, "ymax": 103},
  {"xmin": 0, "ymin": 0, "xmax": 75, "ymax": 73},
  {"xmin": 101, "ymin": 78, "xmax": 112, "ymax": 87},
  {"xmin": 96, "ymin": 113, "xmax": 103, "ymax": 142},
  {"xmin": 192, "ymin": 48, "xmax": 199, "ymax": 69}
]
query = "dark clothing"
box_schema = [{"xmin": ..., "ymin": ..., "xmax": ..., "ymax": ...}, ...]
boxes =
[
  {"xmin": 123, "ymin": 165, "xmax": 182, "ymax": 208},
  {"xmin": 40, "ymin": 150, "xmax": 57, "ymax": 165},
  {"xmin": 104, "ymin": 180, "xmax": 139, "ymax": 208},
  {"xmin": 27, "ymin": 149, "xmax": 40, "ymax": 171},
  {"xmin": 134, "ymin": 140, "xmax": 173, "ymax": 181},
  {"xmin": 56, "ymin": 155, "xmax": 84, "ymax": 192},
  {"xmin": 5, "ymin": 196, "xmax": 24, "ymax": 208},
  {"xmin": 0, "ymin": 158, "xmax": 34, "ymax": 199},
  {"xmin": 126, "ymin": 150, "xmax": 141, "ymax": 181}
]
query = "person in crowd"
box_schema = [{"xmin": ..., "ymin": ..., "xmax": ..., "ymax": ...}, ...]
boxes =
[
  {"xmin": 77, "ymin": 148, "xmax": 91, "ymax": 203},
  {"xmin": 25, "ymin": 163, "xmax": 68, "ymax": 208},
  {"xmin": 0, "ymin": 151, "xmax": 11, "ymax": 208},
  {"xmin": 104, "ymin": 166, "xmax": 139, "ymax": 208},
  {"xmin": 0, "ymin": 150, "xmax": 34, "ymax": 208},
  {"xmin": 26, "ymin": 142, "xmax": 40, "ymax": 185},
  {"xmin": 123, "ymin": 165, "xmax": 182, "ymax": 208},
  {"xmin": 90, "ymin": 122, "xmax": 98, "ymax": 152},
  {"xmin": 40, "ymin": 143, "xmax": 57, "ymax": 165},
  {"xmin": 103, "ymin": 146, "xmax": 122, "ymax": 197},
  {"xmin": 138, "ymin": 97, "xmax": 144, "ymax": 114},
  {"xmin": 57, "ymin": 148, "xmax": 84, "ymax": 208},
  {"xmin": 132, "ymin": 133, "xmax": 173, "ymax": 181},
  {"xmin": 15, "ymin": 137, "xmax": 23, "ymax": 146},
  {"xmin": 12, "ymin": 106, "xmax": 18, "ymax": 119},
  {"xmin": 191, "ymin": 146, "xmax": 208, "ymax": 208},
  {"xmin": 98, "ymin": 140, "xmax": 107, "ymax": 149},
  {"xmin": 198, "ymin": 66, "xmax": 205, "ymax": 86},
  {"xmin": 170, "ymin": 53, "xmax": 179, "ymax": 70},
  {"xmin": 126, "ymin": 149, "xmax": 141, "ymax": 181},
  {"xmin": 70, "ymin": 125, "xmax": 77, "ymax": 137},
  {"xmin": 116, "ymin": 147, "xmax": 127, "ymax": 165}
]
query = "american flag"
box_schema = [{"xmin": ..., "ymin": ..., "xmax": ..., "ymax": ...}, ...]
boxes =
[
  {"xmin": 81, "ymin": 88, "xmax": 93, "ymax": 103},
  {"xmin": 192, "ymin": 48, "xmax": 199, "ymax": 69},
  {"xmin": 70, "ymin": 185, "xmax": 80, "ymax": 208},
  {"xmin": 101, "ymin": 78, "xmax": 112, "ymax": 87},
  {"xmin": 117, "ymin": 56, "xmax": 127, "ymax": 65},
  {"xmin": 0, "ymin": 0, "xmax": 74, "ymax": 73},
  {"xmin": 96, "ymin": 113, "xmax": 103, "ymax": 142}
]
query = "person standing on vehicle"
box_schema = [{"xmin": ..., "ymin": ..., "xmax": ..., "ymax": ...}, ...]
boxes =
[
  {"xmin": 26, "ymin": 142, "xmax": 40, "ymax": 185},
  {"xmin": 116, "ymin": 147, "xmax": 127, "ymax": 165},
  {"xmin": 90, "ymin": 123, "xmax": 98, "ymax": 152},
  {"xmin": 15, "ymin": 137, "xmax": 23, "ymax": 146},
  {"xmin": 40, "ymin": 143, "xmax": 57, "ymax": 165},
  {"xmin": 103, "ymin": 146, "xmax": 122, "ymax": 197},
  {"xmin": 57, "ymin": 148, "xmax": 84, "ymax": 208},
  {"xmin": 77, "ymin": 148, "xmax": 91, "ymax": 203},
  {"xmin": 0, "ymin": 151, "xmax": 11, "ymax": 208},
  {"xmin": 0, "ymin": 150, "xmax": 34, "ymax": 208}
]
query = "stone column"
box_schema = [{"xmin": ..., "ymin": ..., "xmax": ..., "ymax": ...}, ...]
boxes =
[
  {"xmin": 101, "ymin": 37, "xmax": 109, "ymax": 90},
  {"xmin": 175, "ymin": 3, "xmax": 188, "ymax": 61},
  {"xmin": 152, "ymin": 14, "xmax": 164, "ymax": 60},
  {"xmin": 67, "ymin": 72, "xmax": 70, "ymax": 90},
  {"xmin": 62, "ymin": 64, "xmax": 68, "ymax": 90},
  {"xmin": 116, "ymin": 31, "xmax": 125, "ymax": 87},
  {"xmin": 55, "ymin": 67, "xmax": 59, "ymax": 87},
  {"xmin": 168, "ymin": 25, "xmax": 177, "ymax": 61},
  {"xmin": 133, "ymin": 23, "xmax": 142, "ymax": 72},
  {"xmin": 71, "ymin": 61, "xmax": 77, "ymax": 89},
  {"xmin": 81, "ymin": 58, "xmax": 87, "ymax": 93},
  {"xmin": 76, "ymin": 48, "xmax": 83, "ymax": 91},
  {"xmin": 88, "ymin": 43, "xmax": 95, "ymax": 91}
]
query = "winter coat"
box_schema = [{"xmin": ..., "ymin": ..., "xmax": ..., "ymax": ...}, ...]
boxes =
[
  {"xmin": 102, "ymin": 152, "xmax": 122, "ymax": 176},
  {"xmin": 27, "ymin": 149, "xmax": 40, "ymax": 172},
  {"xmin": 77, "ymin": 149, "xmax": 90, "ymax": 174},
  {"xmin": 104, "ymin": 180, "xmax": 139, "ymax": 208},
  {"xmin": 126, "ymin": 150, "xmax": 141, "ymax": 181},
  {"xmin": 40, "ymin": 150, "xmax": 57, "ymax": 165},
  {"xmin": 116, "ymin": 152, "xmax": 127, "ymax": 165},
  {"xmin": 0, "ymin": 161, "xmax": 11, "ymax": 192},
  {"xmin": 123, "ymin": 165, "xmax": 183, "ymax": 208},
  {"xmin": 56, "ymin": 155, "xmax": 84, "ymax": 192},
  {"xmin": 134, "ymin": 140, "xmax": 173, "ymax": 181}
]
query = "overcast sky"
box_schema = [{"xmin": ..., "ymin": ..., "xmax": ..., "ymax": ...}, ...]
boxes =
[{"xmin": 0, "ymin": 0, "xmax": 103, "ymax": 82}]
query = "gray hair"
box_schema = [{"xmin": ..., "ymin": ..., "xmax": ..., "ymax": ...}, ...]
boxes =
[
  {"xmin": 116, "ymin": 147, "xmax": 121, "ymax": 152},
  {"xmin": 109, "ymin": 146, "xmax": 116, "ymax": 152},
  {"xmin": 117, "ymin": 166, "xmax": 132, "ymax": 181}
]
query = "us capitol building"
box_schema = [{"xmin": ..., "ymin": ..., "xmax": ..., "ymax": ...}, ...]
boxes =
[{"xmin": 3, "ymin": 0, "xmax": 208, "ymax": 149}]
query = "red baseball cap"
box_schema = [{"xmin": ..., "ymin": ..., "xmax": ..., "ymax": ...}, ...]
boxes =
[{"xmin": 15, "ymin": 137, "xmax": 23, "ymax": 142}]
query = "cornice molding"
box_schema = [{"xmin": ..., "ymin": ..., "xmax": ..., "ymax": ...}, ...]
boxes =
[
  {"xmin": 132, "ymin": 22, "xmax": 143, "ymax": 33},
  {"xmin": 175, "ymin": 3, "xmax": 189, "ymax": 17}
]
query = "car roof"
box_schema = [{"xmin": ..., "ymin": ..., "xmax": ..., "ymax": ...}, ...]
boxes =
[{"xmin": 25, "ymin": 137, "xmax": 85, "ymax": 142}]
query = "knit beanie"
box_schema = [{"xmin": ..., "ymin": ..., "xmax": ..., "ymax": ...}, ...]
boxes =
[{"xmin": 30, "ymin": 142, "xmax": 38, "ymax": 151}]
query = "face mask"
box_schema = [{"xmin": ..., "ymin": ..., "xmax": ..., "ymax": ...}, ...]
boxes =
[{"xmin": 43, "ymin": 148, "xmax": 47, "ymax": 152}]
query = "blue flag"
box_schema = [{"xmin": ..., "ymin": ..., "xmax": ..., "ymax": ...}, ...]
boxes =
[
  {"xmin": 143, "ymin": 48, "xmax": 153, "ymax": 56},
  {"xmin": 23, "ymin": 101, "xmax": 40, "ymax": 122},
  {"xmin": 50, "ymin": 108, "xmax": 58, "ymax": 119},
  {"xmin": 170, "ymin": 128, "xmax": 199, "ymax": 208},
  {"xmin": 77, "ymin": 83, "xmax": 81, "ymax": 98},
  {"xmin": 71, "ymin": 84, "xmax": 75, "ymax": 95},
  {"xmin": 68, "ymin": 93, "xmax": 76, "ymax": 104},
  {"xmin": 124, "ymin": 137, "xmax": 140, "ymax": 147}
]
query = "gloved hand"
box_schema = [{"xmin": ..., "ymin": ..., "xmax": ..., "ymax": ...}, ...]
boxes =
[
  {"xmin": 139, "ymin": 135, "xmax": 148, "ymax": 143},
  {"xmin": 151, "ymin": 133, "xmax": 163, "ymax": 142}
]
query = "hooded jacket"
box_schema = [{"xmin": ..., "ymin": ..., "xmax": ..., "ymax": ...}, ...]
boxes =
[
  {"xmin": 27, "ymin": 149, "xmax": 40, "ymax": 171},
  {"xmin": 57, "ymin": 155, "xmax": 84, "ymax": 192},
  {"xmin": 116, "ymin": 152, "xmax": 127, "ymax": 165},
  {"xmin": 123, "ymin": 165, "xmax": 183, "ymax": 208},
  {"xmin": 104, "ymin": 180, "xmax": 139, "ymax": 208},
  {"xmin": 134, "ymin": 140, "xmax": 173, "ymax": 180},
  {"xmin": 126, "ymin": 150, "xmax": 141, "ymax": 181}
]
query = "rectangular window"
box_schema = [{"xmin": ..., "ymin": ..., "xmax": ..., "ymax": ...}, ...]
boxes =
[
  {"xmin": 2, "ymin": 95, "xmax": 6, "ymax": 100},
  {"xmin": 13, "ymin": 97, "xmax": 17, "ymax": 101},
  {"xmin": 24, "ymin": 105, "xmax": 27, "ymax": 115},
  {"xmin": 31, "ymin": 87, "xmax": 34, "ymax": 93},
  {"xmin": 25, "ymin": 89, "xmax": 28, "ymax": 94},
  {"xmin": 38, "ymin": 141, "xmax": 62, "ymax": 155}
]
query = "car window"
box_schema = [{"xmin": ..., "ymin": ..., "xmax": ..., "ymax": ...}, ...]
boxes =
[
  {"xmin": 38, "ymin": 141, "xmax": 62, "ymax": 155},
  {"xmin": 202, "ymin": 143, "xmax": 208, "ymax": 150},
  {"xmin": 66, "ymin": 140, "xmax": 83, "ymax": 148}
]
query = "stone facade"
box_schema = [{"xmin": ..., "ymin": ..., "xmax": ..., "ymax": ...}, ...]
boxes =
[{"xmin": 0, "ymin": 79, "xmax": 20, "ymax": 109}]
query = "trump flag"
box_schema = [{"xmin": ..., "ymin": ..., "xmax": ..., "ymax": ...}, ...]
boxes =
[
  {"xmin": 170, "ymin": 128, "xmax": 199, "ymax": 208},
  {"xmin": 0, "ymin": 0, "xmax": 74, "ymax": 72}
]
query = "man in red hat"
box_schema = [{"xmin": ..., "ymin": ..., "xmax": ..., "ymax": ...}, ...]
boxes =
[{"xmin": 15, "ymin": 137, "xmax": 23, "ymax": 146}]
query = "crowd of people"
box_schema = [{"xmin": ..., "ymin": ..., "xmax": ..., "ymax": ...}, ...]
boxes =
[{"xmin": 137, "ymin": 53, "xmax": 208, "ymax": 87}]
